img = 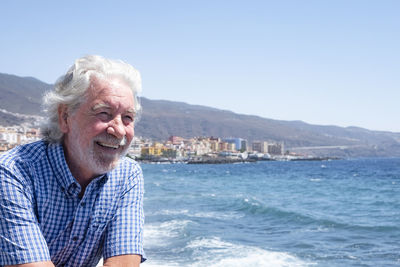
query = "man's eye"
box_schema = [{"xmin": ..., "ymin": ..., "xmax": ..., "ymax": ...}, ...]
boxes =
[
  {"xmin": 124, "ymin": 115, "xmax": 134, "ymax": 122},
  {"xmin": 97, "ymin": 112, "xmax": 110, "ymax": 119}
]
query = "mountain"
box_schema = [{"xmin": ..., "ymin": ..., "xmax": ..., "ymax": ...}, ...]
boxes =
[
  {"xmin": 136, "ymin": 98, "xmax": 400, "ymax": 157},
  {"xmin": 0, "ymin": 73, "xmax": 52, "ymax": 115},
  {"xmin": 1, "ymin": 73, "xmax": 399, "ymax": 157}
]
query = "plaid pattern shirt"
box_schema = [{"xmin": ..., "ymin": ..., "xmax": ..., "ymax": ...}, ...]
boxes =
[{"xmin": 0, "ymin": 140, "xmax": 145, "ymax": 267}]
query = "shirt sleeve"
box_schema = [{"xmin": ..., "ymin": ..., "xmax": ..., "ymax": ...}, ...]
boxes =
[
  {"xmin": 103, "ymin": 163, "xmax": 145, "ymax": 262},
  {"xmin": 0, "ymin": 163, "xmax": 51, "ymax": 265}
]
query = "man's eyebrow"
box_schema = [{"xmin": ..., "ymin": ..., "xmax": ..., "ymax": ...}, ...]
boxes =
[
  {"xmin": 126, "ymin": 108, "xmax": 136, "ymax": 114},
  {"xmin": 92, "ymin": 103, "xmax": 136, "ymax": 114},
  {"xmin": 92, "ymin": 103, "xmax": 111, "ymax": 111}
]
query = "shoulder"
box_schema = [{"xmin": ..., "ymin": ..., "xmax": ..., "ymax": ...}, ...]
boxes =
[
  {"xmin": 0, "ymin": 141, "xmax": 48, "ymax": 202},
  {"xmin": 115, "ymin": 157, "xmax": 143, "ymax": 178},
  {"xmin": 0, "ymin": 140, "xmax": 47, "ymax": 171},
  {"xmin": 108, "ymin": 157, "xmax": 143, "ymax": 190}
]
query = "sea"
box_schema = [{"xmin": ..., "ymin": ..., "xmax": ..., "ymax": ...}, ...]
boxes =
[{"xmin": 141, "ymin": 158, "xmax": 400, "ymax": 267}]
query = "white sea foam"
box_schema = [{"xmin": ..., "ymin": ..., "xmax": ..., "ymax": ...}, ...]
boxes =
[
  {"xmin": 185, "ymin": 237, "xmax": 314, "ymax": 267},
  {"xmin": 144, "ymin": 220, "xmax": 192, "ymax": 248},
  {"xmin": 150, "ymin": 209, "xmax": 190, "ymax": 216},
  {"xmin": 299, "ymin": 226, "xmax": 330, "ymax": 233},
  {"xmin": 142, "ymin": 237, "xmax": 314, "ymax": 267},
  {"xmin": 149, "ymin": 209, "xmax": 242, "ymax": 220},
  {"xmin": 142, "ymin": 263, "xmax": 180, "ymax": 267},
  {"xmin": 186, "ymin": 236, "xmax": 234, "ymax": 250},
  {"xmin": 191, "ymin": 211, "xmax": 242, "ymax": 220},
  {"xmin": 245, "ymin": 197, "xmax": 262, "ymax": 207},
  {"xmin": 200, "ymin": 193, "xmax": 216, "ymax": 197}
]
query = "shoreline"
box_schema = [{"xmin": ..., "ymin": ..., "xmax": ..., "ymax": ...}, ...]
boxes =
[{"xmin": 135, "ymin": 156, "xmax": 341, "ymax": 164}]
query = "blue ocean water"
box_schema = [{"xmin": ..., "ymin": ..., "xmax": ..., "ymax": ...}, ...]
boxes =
[{"xmin": 142, "ymin": 158, "xmax": 400, "ymax": 267}]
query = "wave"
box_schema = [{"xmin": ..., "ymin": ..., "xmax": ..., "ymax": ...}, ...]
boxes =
[
  {"xmin": 148, "ymin": 208, "xmax": 243, "ymax": 220},
  {"xmin": 188, "ymin": 237, "xmax": 313, "ymax": 267},
  {"xmin": 143, "ymin": 237, "xmax": 313, "ymax": 267},
  {"xmin": 143, "ymin": 263, "xmax": 180, "ymax": 267},
  {"xmin": 231, "ymin": 197, "xmax": 400, "ymax": 233},
  {"xmin": 143, "ymin": 219, "xmax": 314, "ymax": 266},
  {"xmin": 231, "ymin": 197, "xmax": 313, "ymax": 222},
  {"xmin": 149, "ymin": 209, "xmax": 190, "ymax": 216},
  {"xmin": 145, "ymin": 219, "xmax": 193, "ymax": 248}
]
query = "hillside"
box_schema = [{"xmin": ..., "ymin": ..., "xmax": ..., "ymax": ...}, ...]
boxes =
[
  {"xmin": 1, "ymin": 73, "xmax": 399, "ymax": 157},
  {"xmin": 0, "ymin": 73, "xmax": 52, "ymax": 114}
]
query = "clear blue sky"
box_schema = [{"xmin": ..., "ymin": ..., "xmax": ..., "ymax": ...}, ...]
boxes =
[{"xmin": 1, "ymin": 0, "xmax": 399, "ymax": 132}]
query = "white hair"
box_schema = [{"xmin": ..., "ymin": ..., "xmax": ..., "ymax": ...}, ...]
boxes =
[{"xmin": 41, "ymin": 55, "xmax": 142, "ymax": 143}]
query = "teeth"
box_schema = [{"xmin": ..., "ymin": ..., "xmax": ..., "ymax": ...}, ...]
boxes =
[{"xmin": 98, "ymin": 142, "xmax": 119, "ymax": 149}]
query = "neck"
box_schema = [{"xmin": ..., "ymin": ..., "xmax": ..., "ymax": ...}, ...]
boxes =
[{"xmin": 62, "ymin": 142, "xmax": 97, "ymax": 194}]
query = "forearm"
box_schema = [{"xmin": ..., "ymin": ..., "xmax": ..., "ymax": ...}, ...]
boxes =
[
  {"xmin": 102, "ymin": 255, "xmax": 141, "ymax": 267},
  {"xmin": 5, "ymin": 261, "xmax": 55, "ymax": 267}
]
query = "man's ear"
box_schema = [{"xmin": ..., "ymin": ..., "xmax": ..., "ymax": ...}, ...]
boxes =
[{"xmin": 58, "ymin": 104, "xmax": 69, "ymax": 133}]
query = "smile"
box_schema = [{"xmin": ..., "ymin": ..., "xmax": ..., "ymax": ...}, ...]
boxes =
[{"xmin": 96, "ymin": 141, "xmax": 120, "ymax": 149}]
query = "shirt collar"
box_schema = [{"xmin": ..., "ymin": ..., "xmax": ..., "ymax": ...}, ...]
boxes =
[{"xmin": 47, "ymin": 142, "xmax": 81, "ymax": 196}]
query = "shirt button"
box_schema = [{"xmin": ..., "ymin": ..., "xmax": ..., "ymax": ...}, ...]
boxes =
[
  {"xmin": 72, "ymin": 236, "xmax": 79, "ymax": 242},
  {"xmin": 80, "ymin": 202, "xmax": 85, "ymax": 207}
]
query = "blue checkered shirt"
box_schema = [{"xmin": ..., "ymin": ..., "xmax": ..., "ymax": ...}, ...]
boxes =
[{"xmin": 0, "ymin": 140, "xmax": 145, "ymax": 266}]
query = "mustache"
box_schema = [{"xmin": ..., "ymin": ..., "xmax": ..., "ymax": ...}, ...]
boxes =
[{"xmin": 94, "ymin": 134, "xmax": 127, "ymax": 146}]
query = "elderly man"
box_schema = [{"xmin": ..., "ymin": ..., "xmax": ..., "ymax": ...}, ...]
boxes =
[{"xmin": 0, "ymin": 56, "xmax": 145, "ymax": 266}]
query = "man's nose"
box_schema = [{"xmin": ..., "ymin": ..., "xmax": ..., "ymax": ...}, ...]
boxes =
[{"xmin": 107, "ymin": 116, "xmax": 126, "ymax": 139}]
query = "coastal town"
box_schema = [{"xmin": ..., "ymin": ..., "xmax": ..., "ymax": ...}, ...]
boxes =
[{"xmin": 0, "ymin": 125, "xmax": 335, "ymax": 163}]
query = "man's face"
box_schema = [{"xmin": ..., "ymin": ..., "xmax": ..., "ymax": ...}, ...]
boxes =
[{"xmin": 62, "ymin": 76, "xmax": 135, "ymax": 178}]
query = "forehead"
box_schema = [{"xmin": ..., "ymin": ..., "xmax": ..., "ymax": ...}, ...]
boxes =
[{"xmin": 84, "ymin": 76, "xmax": 135, "ymax": 109}]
